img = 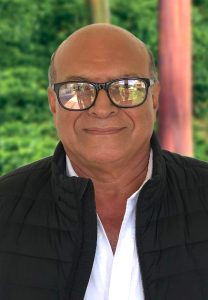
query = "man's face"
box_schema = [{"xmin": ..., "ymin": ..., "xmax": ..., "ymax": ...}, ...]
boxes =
[{"xmin": 48, "ymin": 27, "xmax": 159, "ymax": 168}]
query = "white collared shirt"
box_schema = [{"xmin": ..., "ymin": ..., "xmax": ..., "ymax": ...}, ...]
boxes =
[{"xmin": 66, "ymin": 151, "xmax": 153, "ymax": 300}]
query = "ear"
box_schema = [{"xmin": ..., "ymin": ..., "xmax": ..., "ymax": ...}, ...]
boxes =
[
  {"xmin": 151, "ymin": 82, "xmax": 160, "ymax": 112},
  {"xmin": 48, "ymin": 87, "xmax": 57, "ymax": 115}
]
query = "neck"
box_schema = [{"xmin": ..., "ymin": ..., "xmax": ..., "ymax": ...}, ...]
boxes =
[
  {"xmin": 68, "ymin": 147, "xmax": 151, "ymax": 252},
  {"xmin": 69, "ymin": 148, "xmax": 151, "ymax": 208}
]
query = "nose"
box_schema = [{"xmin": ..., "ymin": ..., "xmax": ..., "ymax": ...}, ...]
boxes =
[{"xmin": 87, "ymin": 89, "xmax": 119, "ymax": 118}]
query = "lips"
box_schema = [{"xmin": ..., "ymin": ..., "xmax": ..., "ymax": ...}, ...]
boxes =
[{"xmin": 83, "ymin": 127, "xmax": 125, "ymax": 135}]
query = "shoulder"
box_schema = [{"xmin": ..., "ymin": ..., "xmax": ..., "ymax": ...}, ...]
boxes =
[
  {"xmin": 162, "ymin": 150, "xmax": 208, "ymax": 186},
  {"xmin": 0, "ymin": 156, "xmax": 53, "ymax": 195},
  {"xmin": 162, "ymin": 149, "xmax": 208, "ymax": 171}
]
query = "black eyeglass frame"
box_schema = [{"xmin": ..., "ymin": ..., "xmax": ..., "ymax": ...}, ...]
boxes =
[{"xmin": 52, "ymin": 77, "xmax": 155, "ymax": 111}]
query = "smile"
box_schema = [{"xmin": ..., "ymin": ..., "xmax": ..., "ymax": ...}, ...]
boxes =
[{"xmin": 83, "ymin": 127, "xmax": 125, "ymax": 135}]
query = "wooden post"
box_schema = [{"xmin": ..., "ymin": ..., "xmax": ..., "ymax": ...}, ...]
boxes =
[
  {"xmin": 86, "ymin": 0, "xmax": 110, "ymax": 23},
  {"xmin": 158, "ymin": 0, "xmax": 193, "ymax": 156}
]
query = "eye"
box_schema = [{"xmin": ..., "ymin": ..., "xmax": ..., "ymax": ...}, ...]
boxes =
[
  {"xmin": 58, "ymin": 82, "xmax": 96, "ymax": 110},
  {"xmin": 108, "ymin": 79, "xmax": 147, "ymax": 106}
]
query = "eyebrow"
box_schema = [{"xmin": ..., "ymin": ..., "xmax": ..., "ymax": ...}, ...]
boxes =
[
  {"xmin": 122, "ymin": 73, "xmax": 144, "ymax": 78},
  {"xmin": 64, "ymin": 75, "xmax": 90, "ymax": 81},
  {"xmin": 64, "ymin": 73, "xmax": 145, "ymax": 82}
]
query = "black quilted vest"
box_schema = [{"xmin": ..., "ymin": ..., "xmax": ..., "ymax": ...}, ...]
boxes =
[{"xmin": 0, "ymin": 134, "xmax": 208, "ymax": 300}]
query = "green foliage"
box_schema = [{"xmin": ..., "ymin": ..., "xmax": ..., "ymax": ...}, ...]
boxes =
[
  {"xmin": 192, "ymin": 4, "xmax": 208, "ymax": 104},
  {"xmin": 0, "ymin": 0, "xmax": 89, "ymax": 175},
  {"xmin": 193, "ymin": 102, "xmax": 208, "ymax": 161},
  {"xmin": 0, "ymin": 0, "xmax": 207, "ymax": 175},
  {"xmin": 0, "ymin": 121, "xmax": 57, "ymax": 175},
  {"xmin": 191, "ymin": 3, "xmax": 208, "ymax": 162},
  {"xmin": 111, "ymin": 0, "xmax": 158, "ymax": 59},
  {"xmin": 0, "ymin": 67, "xmax": 48, "ymax": 123},
  {"xmin": 0, "ymin": 0, "xmax": 89, "ymax": 68}
]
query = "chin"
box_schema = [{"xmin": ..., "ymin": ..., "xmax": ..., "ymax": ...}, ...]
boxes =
[{"xmin": 83, "ymin": 150, "xmax": 125, "ymax": 165}]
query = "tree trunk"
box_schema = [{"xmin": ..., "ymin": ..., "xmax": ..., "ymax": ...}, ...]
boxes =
[
  {"xmin": 86, "ymin": 0, "xmax": 110, "ymax": 23},
  {"xmin": 158, "ymin": 0, "xmax": 193, "ymax": 156}
]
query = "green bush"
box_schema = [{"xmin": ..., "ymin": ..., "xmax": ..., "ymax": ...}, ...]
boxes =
[{"xmin": 0, "ymin": 121, "xmax": 57, "ymax": 175}]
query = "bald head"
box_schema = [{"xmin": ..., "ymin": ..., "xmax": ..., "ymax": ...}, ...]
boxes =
[
  {"xmin": 48, "ymin": 23, "xmax": 158, "ymax": 85},
  {"xmin": 48, "ymin": 23, "xmax": 160, "ymax": 169}
]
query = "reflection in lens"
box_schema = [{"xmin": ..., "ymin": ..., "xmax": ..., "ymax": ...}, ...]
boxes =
[
  {"xmin": 109, "ymin": 79, "xmax": 146, "ymax": 107},
  {"xmin": 59, "ymin": 83, "xmax": 96, "ymax": 110}
]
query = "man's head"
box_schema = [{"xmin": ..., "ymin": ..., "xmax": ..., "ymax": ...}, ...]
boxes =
[
  {"xmin": 48, "ymin": 24, "xmax": 160, "ymax": 168},
  {"xmin": 48, "ymin": 26, "xmax": 158, "ymax": 87}
]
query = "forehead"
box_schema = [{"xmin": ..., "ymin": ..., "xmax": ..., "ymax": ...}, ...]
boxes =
[{"xmin": 54, "ymin": 28, "xmax": 150, "ymax": 82}]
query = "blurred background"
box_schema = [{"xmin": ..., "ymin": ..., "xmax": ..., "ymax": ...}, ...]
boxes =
[{"xmin": 0, "ymin": 0, "xmax": 207, "ymax": 175}]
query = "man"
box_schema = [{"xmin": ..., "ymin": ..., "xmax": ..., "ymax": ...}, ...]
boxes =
[{"xmin": 0, "ymin": 23, "xmax": 208, "ymax": 300}]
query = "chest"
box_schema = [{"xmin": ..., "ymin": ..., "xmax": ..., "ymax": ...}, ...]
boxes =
[
  {"xmin": 99, "ymin": 216, "xmax": 123, "ymax": 253},
  {"xmin": 84, "ymin": 212, "xmax": 142, "ymax": 300},
  {"xmin": 98, "ymin": 198, "xmax": 137, "ymax": 252}
]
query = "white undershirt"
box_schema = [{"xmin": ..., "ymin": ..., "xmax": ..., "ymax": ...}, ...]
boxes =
[{"xmin": 66, "ymin": 151, "xmax": 153, "ymax": 300}]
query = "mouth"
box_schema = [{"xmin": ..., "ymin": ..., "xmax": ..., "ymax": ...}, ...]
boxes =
[{"xmin": 83, "ymin": 127, "xmax": 126, "ymax": 135}]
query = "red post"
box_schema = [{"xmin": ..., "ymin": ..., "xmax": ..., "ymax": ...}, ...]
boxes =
[{"xmin": 158, "ymin": 0, "xmax": 193, "ymax": 156}]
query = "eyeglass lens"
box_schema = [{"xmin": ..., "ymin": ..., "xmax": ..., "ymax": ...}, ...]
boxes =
[
  {"xmin": 58, "ymin": 79, "xmax": 147, "ymax": 110},
  {"xmin": 109, "ymin": 79, "xmax": 146, "ymax": 107},
  {"xmin": 59, "ymin": 83, "xmax": 96, "ymax": 110}
]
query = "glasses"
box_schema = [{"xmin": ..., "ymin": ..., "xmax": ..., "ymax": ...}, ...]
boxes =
[{"xmin": 52, "ymin": 77, "xmax": 155, "ymax": 111}]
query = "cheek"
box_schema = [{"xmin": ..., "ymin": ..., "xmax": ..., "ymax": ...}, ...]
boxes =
[
  {"xmin": 144, "ymin": 105, "xmax": 156, "ymax": 124},
  {"xmin": 143, "ymin": 98, "xmax": 157, "ymax": 125},
  {"xmin": 130, "ymin": 105, "xmax": 155, "ymax": 134},
  {"xmin": 54, "ymin": 109, "xmax": 79, "ymax": 140}
]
